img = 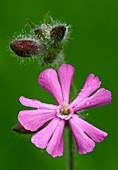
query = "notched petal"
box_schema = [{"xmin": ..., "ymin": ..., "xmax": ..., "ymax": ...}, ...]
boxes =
[
  {"xmin": 31, "ymin": 118, "xmax": 60, "ymax": 149},
  {"xmin": 69, "ymin": 118, "xmax": 95, "ymax": 154},
  {"xmin": 18, "ymin": 109, "xmax": 56, "ymax": 131},
  {"xmin": 73, "ymin": 88, "xmax": 112, "ymax": 112},
  {"xmin": 72, "ymin": 114, "xmax": 108, "ymax": 143},
  {"xmin": 71, "ymin": 74, "xmax": 101, "ymax": 108},
  {"xmin": 19, "ymin": 96, "xmax": 57, "ymax": 110},
  {"xmin": 38, "ymin": 68, "xmax": 63, "ymax": 104},
  {"xmin": 46, "ymin": 120, "xmax": 65, "ymax": 157},
  {"xmin": 58, "ymin": 64, "xmax": 75, "ymax": 103}
]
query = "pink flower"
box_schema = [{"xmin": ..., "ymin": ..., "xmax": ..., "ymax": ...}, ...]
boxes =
[{"xmin": 18, "ymin": 64, "xmax": 112, "ymax": 157}]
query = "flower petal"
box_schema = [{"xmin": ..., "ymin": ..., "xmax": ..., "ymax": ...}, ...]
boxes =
[
  {"xmin": 72, "ymin": 114, "xmax": 108, "ymax": 142},
  {"xmin": 18, "ymin": 109, "xmax": 56, "ymax": 131},
  {"xmin": 71, "ymin": 74, "xmax": 101, "ymax": 107},
  {"xmin": 82, "ymin": 74, "xmax": 101, "ymax": 97},
  {"xmin": 46, "ymin": 120, "xmax": 65, "ymax": 157},
  {"xmin": 69, "ymin": 118, "xmax": 95, "ymax": 154},
  {"xmin": 73, "ymin": 88, "xmax": 112, "ymax": 112},
  {"xmin": 31, "ymin": 118, "xmax": 60, "ymax": 149},
  {"xmin": 58, "ymin": 64, "xmax": 74, "ymax": 103},
  {"xmin": 19, "ymin": 96, "xmax": 58, "ymax": 109},
  {"xmin": 38, "ymin": 68, "xmax": 63, "ymax": 104}
]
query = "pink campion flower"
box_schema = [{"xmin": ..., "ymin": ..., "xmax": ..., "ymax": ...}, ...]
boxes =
[{"xmin": 18, "ymin": 64, "xmax": 112, "ymax": 157}]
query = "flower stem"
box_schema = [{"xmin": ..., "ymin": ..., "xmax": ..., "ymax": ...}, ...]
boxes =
[
  {"xmin": 66, "ymin": 80, "xmax": 77, "ymax": 170},
  {"xmin": 66, "ymin": 126, "xmax": 75, "ymax": 170}
]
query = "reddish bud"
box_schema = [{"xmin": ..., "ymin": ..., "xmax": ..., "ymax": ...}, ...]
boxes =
[
  {"xmin": 10, "ymin": 40, "xmax": 44, "ymax": 57},
  {"xmin": 11, "ymin": 122, "xmax": 50, "ymax": 134},
  {"xmin": 50, "ymin": 25, "xmax": 66, "ymax": 41},
  {"xmin": 11, "ymin": 123, "xmax": 32, "ymax": 134}
]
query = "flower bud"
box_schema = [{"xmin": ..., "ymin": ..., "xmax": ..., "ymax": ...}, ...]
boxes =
[
  {"xmin": 12, "ymin": 122, "xmax": 49, "ymax": 134},
  {"xmin": 34, "ymin": 28, "xmax": 43, "ymax": 36},
  {"xmin": 11, "ymin": 123, "xmax": 32, "ymax": 134},
  {"xmin": 10, "ymin": 39, "xmax": 44, "ymax": 57},
  {"xmin": 50, "ymin": 25, "xmax": 66, "ymax": 41},
  {"xmin": 44, "ymin": 52, "xmax": 57, "ymax": 63}
]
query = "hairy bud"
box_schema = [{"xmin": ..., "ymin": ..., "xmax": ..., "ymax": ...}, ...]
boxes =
[
  {"xmin": 34, "ymin": 28, "xmax": 43, "ymax": 36},
  {"xmin": 10, "ymin": 39, "xmax": 44, "ymax": 57},
  {"xmin": 44, "ymin": 52, "xmax": 57, "ymax": 63},
  {"xmin": 50, "ymin": 25, "xmax": 66, "ymax": 41},
  {"xmin": 10, "ymin": 16, "xmax": 70, "ymax": 66}
]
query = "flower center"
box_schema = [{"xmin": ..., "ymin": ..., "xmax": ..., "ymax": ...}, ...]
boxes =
[
  {"xmin": 56, "ymin": 102, "xmax": 74, "ymax": 120},
  {"xmin": 60, "ymin": 103, "xmax": 70, "ymax": 115}
]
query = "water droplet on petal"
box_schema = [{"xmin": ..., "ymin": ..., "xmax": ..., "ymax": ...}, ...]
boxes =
[
  {"xmin": 81, "ymin": 89, "xmax": 84, "ymax": 92},
  {"xmin": 40, "ymin": 74, "xmax": 44, "ymax": 79},
  {"xmin": 86, "ymin": 101, "xmax": 90, "ymax": 105},
  {"xmin": 87, "ymin": 83, "xmax": 90, "ymax": 87}
]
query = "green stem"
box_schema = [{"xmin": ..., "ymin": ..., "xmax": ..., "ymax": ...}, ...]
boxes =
[
  {"xmin": 66, "ymin": 80, "xmax": 77, "ymax": 170},
  {"xmin": 66, "ymin": 126, "xmax": 75, "ymax": 170}
]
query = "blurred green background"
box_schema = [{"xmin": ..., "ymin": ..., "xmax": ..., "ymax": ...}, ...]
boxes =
[{"xmin": 0, "ymin": 0, "xmax": 118, "ymax": 170}]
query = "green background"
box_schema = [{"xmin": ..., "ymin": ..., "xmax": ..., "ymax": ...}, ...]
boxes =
[{"xmin": 0, "ymin": 0, "xmax": 117, "ymax": 170}]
